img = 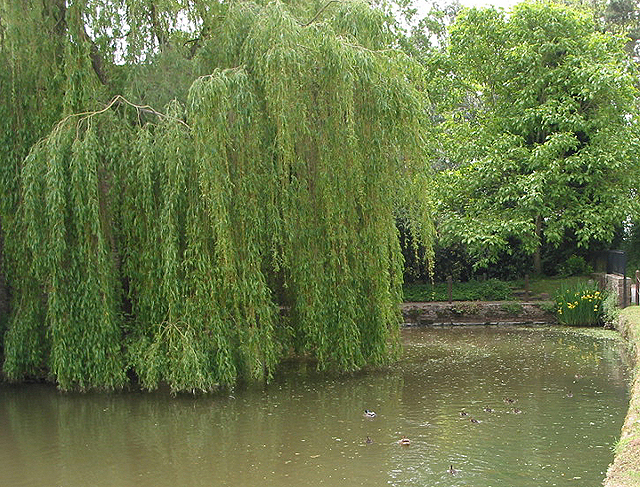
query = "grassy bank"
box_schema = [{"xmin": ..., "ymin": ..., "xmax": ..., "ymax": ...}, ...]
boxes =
[
  {"xmin": 402, "ymin": 276, "xmax": 588, "ymax": 302},
  {"xmin": 605, "ymin": 306, "xmax": 640, "ymax": 487}
]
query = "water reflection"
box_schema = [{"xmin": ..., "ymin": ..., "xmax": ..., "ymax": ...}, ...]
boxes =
[{"xmin": 0, "ymin": 326, "xmax": 629, "ymax": 487}]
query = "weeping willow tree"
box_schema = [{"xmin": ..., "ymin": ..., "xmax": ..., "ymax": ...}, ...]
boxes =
[{"xmin": 1, "ymin": 0, "xmax": 434, "ymax": 391}]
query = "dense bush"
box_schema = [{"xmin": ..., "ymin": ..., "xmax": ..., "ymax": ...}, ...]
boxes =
[
  {"xmin": 557, "ymin": 255, "xmax": 593, "ymax": 277},
  {"xmin": 403, "ymin": 279, "xmax": 513, "ymax": 302}
]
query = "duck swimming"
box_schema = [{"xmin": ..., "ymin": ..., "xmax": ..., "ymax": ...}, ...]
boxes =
[
  {"xmin": 366, "ymin": 436, "xmax": 373, "ymax": 444},
  {"xmin": 504, "ymin": 397, "xmax": 516, "ymax": 404},
  {"xmin": 398, "ymin": 436, "xmax": 411, "ymax": 446},
  {"xmin": 364, "ymin": 410, "xmax": 377, "ymax": 418},
  {"xmin": 459, "ymin": 410, "xmax": 468, "ymax": 417},
  {"xmin": 483, "ymin": 406, "xmax": 494, "ymax": 413},
  {"xmin": 447, "ymin": 465, "xmax": 459, "ymax": 475}
]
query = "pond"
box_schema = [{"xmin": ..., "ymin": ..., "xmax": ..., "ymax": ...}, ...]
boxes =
[{"xmin": 0, "ymin": 326, "xmax": 630, "ymax": 487}]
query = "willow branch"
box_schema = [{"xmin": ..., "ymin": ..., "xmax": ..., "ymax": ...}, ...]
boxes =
[
  {"xmin": 299, "ymin": 1, "xmax": 341, "ymax": 27},
  {"xmin": 53, "ymin": 95, "xmax": 190, "ymax": 136}
]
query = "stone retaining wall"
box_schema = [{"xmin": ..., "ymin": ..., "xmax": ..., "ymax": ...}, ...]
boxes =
[
  {"xmin": 594, "ymin": 272, "xmax": 630, "ymax": 308},
  {"xmin": 401, "ymin": 301, "xmax": 557, "ymax": 326}
]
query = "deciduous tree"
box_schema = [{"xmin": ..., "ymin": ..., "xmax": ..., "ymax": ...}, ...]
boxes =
[
  {"xmin": 0, "ymin": 1, "xmax": 434, "ymax": 391},
  {"xmin": 438, "ymin": 2, "xmax": 640, "ymax": 273}
]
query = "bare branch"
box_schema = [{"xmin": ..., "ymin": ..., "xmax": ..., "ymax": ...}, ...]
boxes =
[{"xmin": 53, "ymin": 95, "xmax": 190, "ymax": 136}]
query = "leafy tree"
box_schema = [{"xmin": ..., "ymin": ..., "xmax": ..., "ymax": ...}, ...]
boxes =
[
  {"xmin": 559, "ymin": 0, "xmax": 640, "ymax": 57},
  {"xmin": 437, "ymin": 2, "xmax": 640, "ymax": 274},
  {"xmin": 0, "ymin": 1, "xmax": 434, "ymax": 391}
]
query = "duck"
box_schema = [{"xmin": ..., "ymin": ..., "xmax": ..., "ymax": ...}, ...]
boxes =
[
  {"xmin": 366, "ymin": 436, "xmax": 373, "ymax": 444},
  {"xmin": 483, "ymin": 406, "xmax": 494, "ymax": 413},
  {"xmin": 364, "ymin": 409, "xmax": 377, "ymax": 418},
  {"xmin": 503, "ymin": 397, "xmax": 516, "ymax": 404},
  {"xmin": 566, "ymin": 391, "xmax": 574, "ymax": 398},
  {"xmin": 470, "ymin": 418, "xmax": 481, "ymax": 424},
  {"xmin": 447, "ymin": 465, "xmax": 459, "ymax": 475},
  {"xmin": 459, "ymin": 410, "xmax": 468, "ymax": 417},
  {"xmin": 512, "ymin": 407, "xmax": 522, "ymax": 414},
  {"xmin": 398, "ymin": 436, "xmax": 411, "ymax": 446}
]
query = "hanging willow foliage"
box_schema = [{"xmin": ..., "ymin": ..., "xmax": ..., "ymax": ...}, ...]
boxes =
[
  {"xmin": 5, "ymin": 112, "xmax": 126, "ymax": 390},
  {"xmin": 2, "ymin": 1, "xmax": 434, "ymax": 392}
]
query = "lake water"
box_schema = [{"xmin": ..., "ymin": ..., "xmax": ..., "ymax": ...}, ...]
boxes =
[{"xmin": 0, "ymin": 326, "xmax": 629, "ymax": 487}]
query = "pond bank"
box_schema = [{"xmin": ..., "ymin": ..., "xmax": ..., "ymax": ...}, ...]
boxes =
[
  {"xmin": 605, "ymin": 306, "xmax": 640, "ymax": 487},
  {"xmin": 401, "ymin": 301, "xmax": 557, "ymax": 326}
]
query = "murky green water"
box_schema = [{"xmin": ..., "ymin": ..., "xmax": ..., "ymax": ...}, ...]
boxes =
[{"xmin": 0, "ymin": 326, "xmax": 629, "ymax": 487}]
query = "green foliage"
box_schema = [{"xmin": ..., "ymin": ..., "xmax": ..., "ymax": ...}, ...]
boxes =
[
  {"xmin": 526, "ymin": 275, "xmax": 588, "ymax": 296},
  {"xmin": 403, "ymin": 278, "xmax": 513, "ymax": 302},
  {"xmin": 557, "ymin": 255, "xmax": 593, "ymax": 277},
  {"xmin": 438, "ymin": 2, "xmax": 640, "ymax": 268},
  {"xmin": 555, "ymin": 282, "xmax": 605, "ymax": 326},
  {"xmin": 1, "ymin": 1, "xmax": 434, "ymax": 391},
  {"xmin": 602, "ymin": 289, "xmax": 621, "ymax": 327},
  {"xmin": 500, "ymin": 301, "xmax": 524, "ymax": 314}
]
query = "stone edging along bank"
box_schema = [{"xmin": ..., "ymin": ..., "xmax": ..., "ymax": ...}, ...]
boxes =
[
  {"xmin": 401, "ymin": 300, "xmax": 557, "ymax": 326},
  {"xmin": 604, "ymin": 307, "xmax": 640, "ymax": 487}
]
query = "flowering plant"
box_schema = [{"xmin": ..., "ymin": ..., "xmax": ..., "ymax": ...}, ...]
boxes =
[{"xmin": 555, "ymin": 282, "xmax": 605, "ymax": 326}]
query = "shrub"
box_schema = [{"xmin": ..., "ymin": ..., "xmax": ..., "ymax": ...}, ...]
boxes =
[
  {"xmin": 402, "ymin": 279, "xmax": 513, "ymax": 302},
  {"xmin": 477, "ymin": 279, "xmax": 513, "ymax": 300},
  {"xmin": 557, "ymin": 255, "xmax": 593, "ymax": 277},
  {"xmin": 601, "ymin": 291, "xmax": 620, "ymax": 328},
  {"xmin": 555, "ymin": 282, "xmax": 605, "ymax": 326}
]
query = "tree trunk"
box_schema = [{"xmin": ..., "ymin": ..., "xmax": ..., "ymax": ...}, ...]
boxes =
[
  {"xmin": 0, "ymin": 217, "xmax": 8, "ymax": 330},
  {"xmin": 533, "ymin": 215, "xmax": 542, "ymax": 275}
]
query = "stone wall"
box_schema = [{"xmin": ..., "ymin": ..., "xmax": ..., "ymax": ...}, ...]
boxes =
[
  {"xmin": 594, "ymin": 272, "xmax": 630, "ymax": 308},
  {"xmin": 401, "ymin": 301, "xmax": 556, "ymax": 326}
]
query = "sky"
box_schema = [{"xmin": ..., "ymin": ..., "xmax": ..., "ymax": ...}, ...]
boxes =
[
  {"xmin": 413, "ymin": 0, "xmax": 523, "ymax": 11},
  {"xmin": 458, "ymin": 0, "xmax": 521, "ymax": 8}
]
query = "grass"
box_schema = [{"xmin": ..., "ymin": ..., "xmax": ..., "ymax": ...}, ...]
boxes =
[
  {"xmin": 403, "ymin": 275, "xmax": 592, "ymax": 302},
  {"xmin": 524, "ymin": 276, "xmax": 589, "ymax": 296},
  {"xmin": 402, "ymin": 279, "xmax": 513, "ymax": 302},
  {"xmin": 620, "ymin": 305, "xmax": 640, "ymax": 322},
  {"xmin": 603, "ymin": 305, "xmax": 640, "ymax": 487}
]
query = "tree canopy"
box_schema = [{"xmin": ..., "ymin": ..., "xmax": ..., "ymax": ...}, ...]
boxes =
[
  {"xmin": 0, "ymin": 0, "xmax": 434, "ymax": 391},
  {"xmin": 436, "ymin": 2, "xmax": 640, "ymax": 272}
]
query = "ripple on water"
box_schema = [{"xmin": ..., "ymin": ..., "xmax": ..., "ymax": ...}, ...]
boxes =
[{"xmin": 0, "ymin": 327, "xmax": 630, "ymax": 487}]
